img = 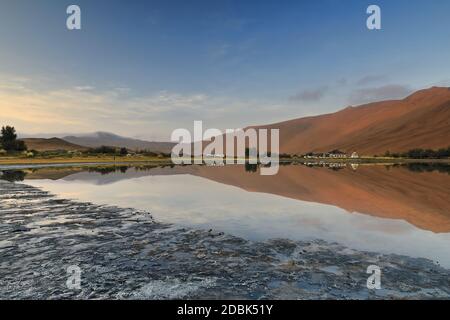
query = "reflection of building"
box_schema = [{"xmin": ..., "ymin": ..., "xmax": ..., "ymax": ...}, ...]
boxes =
[
  {"xmin": 350, "ymin": 152, "xmax": 359, "ymax": 158},
  {"xmin": 304, "ymin": 150, "xmax": 348, "ymax": 159},
  {"xmin": 206, "ymin": 153, "xmax": 224, "ymax": 158},
  {"xmin": 206, "ymin": 162, "xmax": 225, "ymax": 167},
  {"xmin": 303, "ymin": 161, "xmax": 347, "ymax": 169}
]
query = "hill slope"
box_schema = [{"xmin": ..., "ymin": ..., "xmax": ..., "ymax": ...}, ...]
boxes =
[
  {"xmin": 251, "ymin": 87, "xmax": 450, "ymax": 156},
  {"xmin": 63, "ymin": 132, "xmax": 175, "ymax": 153},
  {"xmin": 20, "ymin": 138, "xmax": 88, "ymax": 152}
]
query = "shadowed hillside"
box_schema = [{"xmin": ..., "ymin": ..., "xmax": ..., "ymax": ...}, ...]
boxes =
[{"xmin": 20, "ymin": 138, "xmax": 88, "ymax": 152}]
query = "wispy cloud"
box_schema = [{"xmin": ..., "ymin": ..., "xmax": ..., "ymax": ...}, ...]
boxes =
[
  {"xmin": 349, "ymin": 84, "xmax": 413, "ymax": 105},
  {"xmin": 289, "ymin": 86, "xmax": 329, "ymax": 102},
  {"xmin": 356, "ymin": 74, "xmax": 388, "ymax": 86},
  {"xmin": 74, "ymin": 86, "xmax": 95, "ymax": 91}
]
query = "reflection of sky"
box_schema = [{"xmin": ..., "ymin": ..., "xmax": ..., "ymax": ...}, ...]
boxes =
[{"xmin": 24, "ymin": 172, "xmax": 450, "ymax": 267}]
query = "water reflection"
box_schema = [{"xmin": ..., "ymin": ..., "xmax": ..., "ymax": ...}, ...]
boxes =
[
  {"xmin": 0, "ymin": 170, "xmax": 27, "ymax": 182},
  {"xmin": 2, "ymin": 163, "xmax": 450, "ymax": 266}
]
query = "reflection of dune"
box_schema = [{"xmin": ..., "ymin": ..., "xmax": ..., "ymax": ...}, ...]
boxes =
[
  {"xmin": 23, "ymin": 164, "xmax": 450, "ymax": 233},
  {"xmin": 187, "ymin": 165, "xmax": 450, "ymax": 233},
  {"xmin": 24, "ymin": 166, "xmax": 187, "ymax": 183}
]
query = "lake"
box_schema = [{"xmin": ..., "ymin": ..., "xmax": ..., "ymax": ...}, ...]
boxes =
[{"xmin": 9, "ymin": 162, "xmax": 450, "ymax": 268}]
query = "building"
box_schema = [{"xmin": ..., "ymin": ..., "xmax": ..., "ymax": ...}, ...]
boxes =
[{"xmin": 328, "ymin": 150, "xmax": 347, "ymax": 158}]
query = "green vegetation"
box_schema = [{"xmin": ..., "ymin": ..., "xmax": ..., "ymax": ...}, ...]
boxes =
[
  {"xmin": 86, "ymin": 146, "xmax": 118, "ymax": 154},
  {"xmin": 0, "ymin": 126, "xmax": 27, "ymax": 152},
  {"xmin": 385, "ymin": 147, "xmax": 450, "ymax": 159}
]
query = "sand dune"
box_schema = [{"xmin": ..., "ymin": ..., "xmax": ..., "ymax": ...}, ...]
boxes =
[{"xmin": 250, "ymin": 87, "xmax": 450, "ymax": 156}]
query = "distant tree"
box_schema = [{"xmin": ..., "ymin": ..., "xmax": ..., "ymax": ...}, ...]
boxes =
[
  {"xmin": 401, "ymin": 147, "xmax": 450, "ymax": 159},
  {"xmin": 437, "ymin": 147, "xmax": 450, "ymax": 158},
  {"xmin": 0, "ymin": 126, "xmax": 27, "ymax": 152},
  {"xmin": 120, "ymin": 147, "xmax": 128, "ymax": 155},
  {"xmin": 245, "ymin": 162, "xmax": 258, "ymax": 173},
  {"xmin": 1, "ymin": 126, "xmax": 17, "ymax": 150},
  {"xmin": 90, "ymin": 146, "xmax": 117, "ymax": 154}
]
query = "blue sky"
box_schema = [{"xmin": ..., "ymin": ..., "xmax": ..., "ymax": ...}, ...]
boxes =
[{"xmin": 1, "ymin": 0, "xmax": 449, "ymax": 140}]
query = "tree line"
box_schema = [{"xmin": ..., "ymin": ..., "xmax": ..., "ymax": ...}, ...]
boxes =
[{"xmin": 385, "ymin": 147, "xmax": 450, "ymax": 159}]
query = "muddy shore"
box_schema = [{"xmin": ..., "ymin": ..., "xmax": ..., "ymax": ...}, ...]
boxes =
[{"xmin": 0, "ymin": 180, "xmax": 449, "ymax": 299}]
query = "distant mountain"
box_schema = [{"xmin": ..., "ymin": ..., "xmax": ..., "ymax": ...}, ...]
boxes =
[
  {"xmin": 20, "ymin": 138, "xmax": 88, "ymax": 152},
  {"xmin": 63, "ymin": 132, "xmax": 175, "ymax": 153},
  {"xmin": 250, "ymin": 87, "xmax": 450, "ymax": 156}
]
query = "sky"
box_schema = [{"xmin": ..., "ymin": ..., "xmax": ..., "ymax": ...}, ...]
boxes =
[{"xmin": 1, "ymin": 0, "xmax": 450, "ymax": 141}]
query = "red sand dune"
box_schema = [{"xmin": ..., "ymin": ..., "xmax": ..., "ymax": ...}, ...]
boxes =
[{"xmin": 249, "ymin": 87, "xmax": 450, "ymax": 156}]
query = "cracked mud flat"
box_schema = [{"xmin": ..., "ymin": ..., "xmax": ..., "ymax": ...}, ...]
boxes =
[{"xmin": 0, "ymin": 181, "xmax": 449, "ymax": 300}]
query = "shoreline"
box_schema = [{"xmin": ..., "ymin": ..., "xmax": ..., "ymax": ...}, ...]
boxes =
[
  {"xmin": 0, "ymin": 156, "xmax": 449, "ymax": 170},
  {"xmin": 1, "ymin": 180, "xmax": 449, "ymax": 299}
]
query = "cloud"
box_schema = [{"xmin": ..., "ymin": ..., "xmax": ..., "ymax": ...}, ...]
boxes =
[
  {"xmin": 336, "ymin": 78, "xmax": 347, "ymax": 86},
  {"xmin": 0, "ymin": 78, "xmax": 294, "ymax": 141},
  {"xmin": 356, "ymin": 74, "xmax": 388, "ymax": 86},
  {"xmin": 349, "ymin": 84, "xmax": 413, "ymax": 105},
  {"xmin": 74, "ymin": 86, "xmax": 95, "ymax": 91},
  {"xmin": 289, "ymin": 86, "xmax": 328, "ymax": 102}
]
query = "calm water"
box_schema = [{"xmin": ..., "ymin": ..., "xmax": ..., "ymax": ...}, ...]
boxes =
[{"xmin": 6, "ymin": 163, "xmax": 450, "ymax": 267}]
